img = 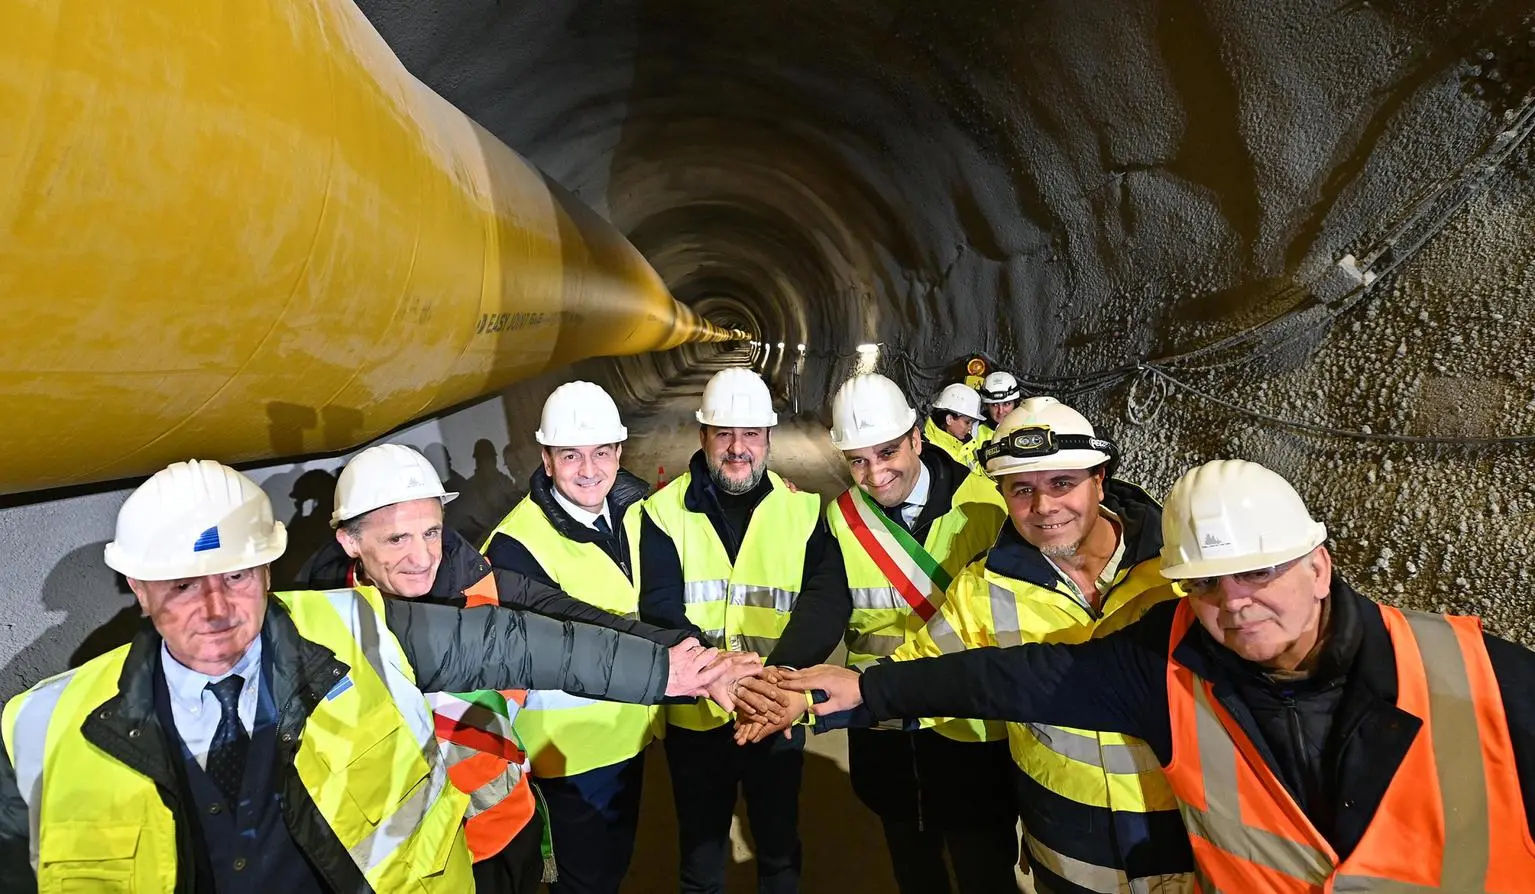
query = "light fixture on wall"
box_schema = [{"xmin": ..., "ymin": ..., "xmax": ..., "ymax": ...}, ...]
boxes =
[{"xmin": 855, "ymin": 342, "xmax": 880, "ymax": 375}]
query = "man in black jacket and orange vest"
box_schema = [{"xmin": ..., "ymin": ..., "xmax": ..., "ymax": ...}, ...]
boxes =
[
  {"xmin": 296, "ymin": 443, "xmax": 754, "ymax": 893},
  {"xmin": 787, "ymin": 458, "xmax": 1535, "ymax": 891}
]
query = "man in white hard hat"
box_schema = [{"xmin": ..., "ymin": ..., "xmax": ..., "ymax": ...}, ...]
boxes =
[
  {"xmin": 793, "ymin": 396, "xmax": 1193, "ymax": 893},
  {"xmin": 924, "ymin": 382, "xmax": 993, "ymax": 472},
  {"xmin": 978, "ymin": 371, "xmax": 1022, "ymax": 428},
  {"xmin": 783, "ymin": 457, "xmax": 1535, "ymax": 891},
  {"xmin": 294, "ymin": 442, "xmax": 745, "ymax": 894},
  {"xmin": 637, "ymin": 366, "xmax": 849, "ymax": 894},
  {"xmin": 735, "ymin": 373, "xmax": 1019, "ymax": 893},
  {"xmin": 0, "ymin": 459, "xmax": 742, "ymax": 894},
  {"xmin": 479, "ymin": 381, "xmax": 671, "ymax": 894}
]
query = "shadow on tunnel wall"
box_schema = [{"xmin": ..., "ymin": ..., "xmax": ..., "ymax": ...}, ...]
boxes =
[{"xmin": 0, "ymin": 542, "xmax": 141, "ymax": 699}]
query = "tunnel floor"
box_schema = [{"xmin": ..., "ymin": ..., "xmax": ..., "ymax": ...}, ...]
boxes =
[{"xmin": 607, "ymin": 355, "xmax": 1032, "ymax": 892}]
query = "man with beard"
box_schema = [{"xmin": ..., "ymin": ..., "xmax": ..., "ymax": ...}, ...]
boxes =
[
  {"xmin": 295, "ymin": 444, "xmax": 754, "ymax": 893},
  {"xmin": 480, "ymin": 381, "xmax": 668, "ymax": 894},
  {"xmin": 794, "ymin": 397, "xmax": 1196, "ymax": 894},
  {"xmin": 785, "ymin": 458, "xmax": 1535, "ymax": 891},
  {"xmin": 738, "ymin": 374, "xmax": 1018, "ymax": 892},
  {"xmin": 637, "ymin": 367, "xmax": 848, "ymax": 894}
]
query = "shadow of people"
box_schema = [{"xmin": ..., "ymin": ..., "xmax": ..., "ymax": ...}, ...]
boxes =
[
  {"xmin": 269, "ymin": 468, "xmax": 340, "ymax": 590},
  {"xmin": 438, "ymin": 439, "xmax": 520, "ymax": 547},
  {"xmin": 0, "ymin": 542, "xmax": 140, "ymax": 701}
]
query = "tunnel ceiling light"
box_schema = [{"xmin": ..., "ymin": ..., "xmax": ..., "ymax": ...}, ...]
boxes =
[
  {"xmin": 797, "ymin": 343, "xmax": 806, "ymax": 352},
  {"xmin": 856, "ymin": 343, "xmax": 879, "ymax": 352},
  {"xmin": 777, "ymin": 341, "xmax": 785, "ymax": 349}
]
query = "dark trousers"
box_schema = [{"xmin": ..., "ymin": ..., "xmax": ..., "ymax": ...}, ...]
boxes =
[
  {"xmin": 880, "ymin": 815, "xmax": 1022, "ymax": 894},
  {"xmin": 664, "ymin": 723, "xmax": 804, "ymax": 894},
  {"xmin": 538, "ymin": 754, "xmax": 647, "ymax": 894},
  {"xmin": 474, "ymin": 807, "xmax": 548, "ymax": 894}
]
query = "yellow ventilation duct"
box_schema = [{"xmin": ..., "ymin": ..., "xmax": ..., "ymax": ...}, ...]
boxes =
[{"xmin": 0, "ymin": 0, "xmax": 729, "ymax": 495}]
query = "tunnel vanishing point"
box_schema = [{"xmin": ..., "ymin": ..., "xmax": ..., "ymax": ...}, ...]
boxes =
[{"xmin": 3, "ymin": 0, "xmax": 1535, "ymax": 636}]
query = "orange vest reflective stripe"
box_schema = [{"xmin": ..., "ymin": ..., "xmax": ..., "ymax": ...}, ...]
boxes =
[
  {"xmin": 1162, "ymin": 599, "xmax": 1535, "ymax": 893},
  {"xmin": 350, "ymin": 563, "xmax": 538, "ymax": 863}
]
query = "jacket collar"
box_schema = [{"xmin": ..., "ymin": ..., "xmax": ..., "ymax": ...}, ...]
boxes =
[
  {"xmin": 427, "ymin": 528, "xmax": 492, "ymax": 600},
  {"xmin": 682, "ymin": 449, "xmax": 775, "ymax": 516},
  {"xmin": 81, "ymin": 600, "xmax": 346, "ymax": 788},
  {"xmin": 528, "ymin": 465, "xmax": 651, "ymax": 544},
  {"xmin": 906, "ymin": 445, "xmax": 964, "ymax": 533},
  {"xmin": 983, "ymin": 477, "xmax": 1162, "ymax": 591},
  {"xmin": 1171, "ymin": 572, "xmax": 1391, "ymax": 702}
]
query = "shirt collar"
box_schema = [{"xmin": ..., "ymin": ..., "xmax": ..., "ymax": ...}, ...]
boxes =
[
  {"xmin": 160, "ymin": 634, "xmax": 262, "ymax": 713},
  {"xmin": 551, "ymin": 483, "xmax": 611, "ymax": 531},
  {"xmin": 903, "ymin": 462, "xmax": 932, "ymax": 514}
]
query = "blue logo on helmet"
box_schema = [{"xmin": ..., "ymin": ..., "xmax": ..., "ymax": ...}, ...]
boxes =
[{"xmin": 192, "ymin": 526, "xmax": 221, "ymax": 552}]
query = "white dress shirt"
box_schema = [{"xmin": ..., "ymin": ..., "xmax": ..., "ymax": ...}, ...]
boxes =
[
  {"xmin": 899, "ymin": 462, "xmax": 932, "ymax": 528},
  {"xmin": 160, "ymin": 636, "xmax": 262, "ymax": 769},
  {"xmin": 552, "ymin": 485, "xmax": 612, "ymax": 533}
]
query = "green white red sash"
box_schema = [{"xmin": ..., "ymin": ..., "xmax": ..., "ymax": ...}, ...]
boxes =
[{"xmin": 835, "ymin": 487, "xmax": 953, "ymax": 621}]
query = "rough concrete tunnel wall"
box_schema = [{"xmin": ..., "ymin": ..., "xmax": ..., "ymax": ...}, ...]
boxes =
[{"xmin": 4, "ymin": 0, "xmax": 1535, "ymax": 695}]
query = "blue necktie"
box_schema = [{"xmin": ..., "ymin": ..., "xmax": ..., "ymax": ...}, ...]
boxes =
[
  {"xmin": 205, "ymin": 675, "xmax": 249, "ymax": 805},
  {"xmin": 593, "ymin": 515, "xmax": 612, "ymax": 535}
]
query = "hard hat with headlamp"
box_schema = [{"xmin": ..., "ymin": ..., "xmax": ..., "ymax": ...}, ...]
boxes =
[{"xmin": 978, "ymin": 396, "xmax": 1119, "ymax": 479}]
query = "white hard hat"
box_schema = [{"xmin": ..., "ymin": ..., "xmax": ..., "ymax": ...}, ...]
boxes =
[
  {"xmin": 932, "ymin": 383, "xmax": 984, "ymax": 421},
  {"xmin": 979, "ymin": 371, "xmax": 1022, "ymax": 404},
  {"xmin": 696, "ymin": 368, "xmax": 778, "ymax": 428},
  {"xmin": 829, "ymin": 374, "xmax": 917, "ymax": 451},
  {"xmin": 980, "ymin": 396, "xmax": 1116, "ymax": 478},
  {"xmin": 332, "ymin": 444, "xmax": 459, "ymax": 528},
  {"xmin": 537, "ymin": 381, "xmax": 628, "ymax": 446},
  {"xmin": 104, "ymin": 460, "xmax": 288, "ymax": 581},
  {"xmin": 1160, "ymin": 459, "xmax": 1327, "ymax": 580}
]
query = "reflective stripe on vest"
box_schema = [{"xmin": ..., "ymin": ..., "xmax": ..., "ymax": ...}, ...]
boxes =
[
  {"xmin": 644, "ymin": 471, "xmax": 821, "ymax": 731},
  {"xmin": 830, "ymin": 471, "xmax": 1005, "ymax": 743},
  {"xmin": 482, "ymin": 497, "xmax": 660, "ymax": 777},
  {"xmin": 348, "ymin": 561, "xmax": 537, "ymax": 862},
  {"xmin": 0, "ymin": 587, "xmax": 474, "ymax": 891},
  {"xmin": 1163, "ymin": 600, "xmax": 1535, "ymax": 892},
  {"xmin": 913, "ymin": 554, "xmax": 1190, "ymax": 886}
]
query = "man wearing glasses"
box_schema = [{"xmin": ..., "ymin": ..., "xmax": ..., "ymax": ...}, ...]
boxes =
[{"xmin": 786, "ymin": 457, "xmax": 1535, "ymax": 891}]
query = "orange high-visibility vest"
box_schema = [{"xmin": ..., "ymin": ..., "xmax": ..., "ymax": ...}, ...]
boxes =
[
  {"xmin": 1163, "ymin": 599, "xmax": 1535, "ymax": 893},
  {"xmin": 349, "ymin": 565, "xmax": 538, "ymax": 865}
]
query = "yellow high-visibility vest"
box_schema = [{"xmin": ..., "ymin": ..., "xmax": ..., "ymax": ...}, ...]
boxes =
[
  {"xmin": 1, "ymin": 587, "xmax": 473, "ymax": 892},
  {"xmin": 642, "ymin": 470, "xmax": 821, "ymax": 731},
  {"xmin": 828, "ymin": 467, "xmax": 1006, "ymax": 743},
  {"xmin": 922, "ymin": 418, "xmax": 993, "ymax": 473},
  {"xmin": 482, "ymin": 498, "xmax": 661, "ymax": 777}
]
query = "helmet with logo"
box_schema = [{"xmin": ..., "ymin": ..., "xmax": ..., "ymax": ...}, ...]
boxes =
[
  {"xmin": 932, "ymin": 383, "xmax": 984, "ymax": 421},
  {"xmin": 1160, "ymin": 459, "xmax": 1327, "ymax": 579},
  {"xmin": 829, "ymin": 374, "xmax": 918, "ymax": 450},
  {"xmin": 979, "ymin": 371, "xmax": 1022, "ymax": 404},
  {"xmin": 697, "ymin": 368, "xmax": 778, "ymax": 427},
  {"xmin": 978, "ymin": 396, "xmax": 1118, "ymax": 478},
  {"xmin": 332, "ymin": 444, "xmax": 459, "ymax": 528},
  {"xmin": 537, "ymin": 381, "xmax": 628, "ymax": 446},
  {"xmin": 104, "ymin": 460, "xmax": 288, "ymax": 581}
]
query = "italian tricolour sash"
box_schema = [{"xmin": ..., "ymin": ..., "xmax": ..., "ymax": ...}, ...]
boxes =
[{"xmin": 834, "ymin": 487, "xmax": 953, "ymax": 621}]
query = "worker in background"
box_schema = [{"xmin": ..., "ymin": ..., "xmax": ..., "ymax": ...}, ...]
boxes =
[
  {"xmin": 638, "ymin": 367, "xmax": 849, "ymax": 894},
  {"xmin": 787, "ymin": 458, "xmax": 1535, "ymax": 891},
  {"xmin": 0, "ymin": 460, "xmax": 743, "ymax": 893},
  {"xmin": 737, "ymin": 374, "xmax": 1017, "ymax": 892},
  {"xmin": 977, "ymin": 370, "xmax": 1022, "ymax": 428},
  {"xmin": 293, "ymin": 443, "xmax": 744, "ymax": 893},
  {"xmin": 479, "ymin": 381, "xmax": 662, "ymax": 894},
  {"xmin": 924, "ymin": 382, "xmax": 992, "ymax": 472}
]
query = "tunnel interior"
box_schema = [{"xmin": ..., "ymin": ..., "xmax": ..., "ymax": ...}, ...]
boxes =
[{"xmin": 339, "ymin": 0, "xmax": 1535, "ymax": 639}]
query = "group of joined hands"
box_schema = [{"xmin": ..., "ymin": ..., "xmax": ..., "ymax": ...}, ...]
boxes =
[{"xmin": 664, "ymin": 641, "xmax": 863, "ymax": 745}]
